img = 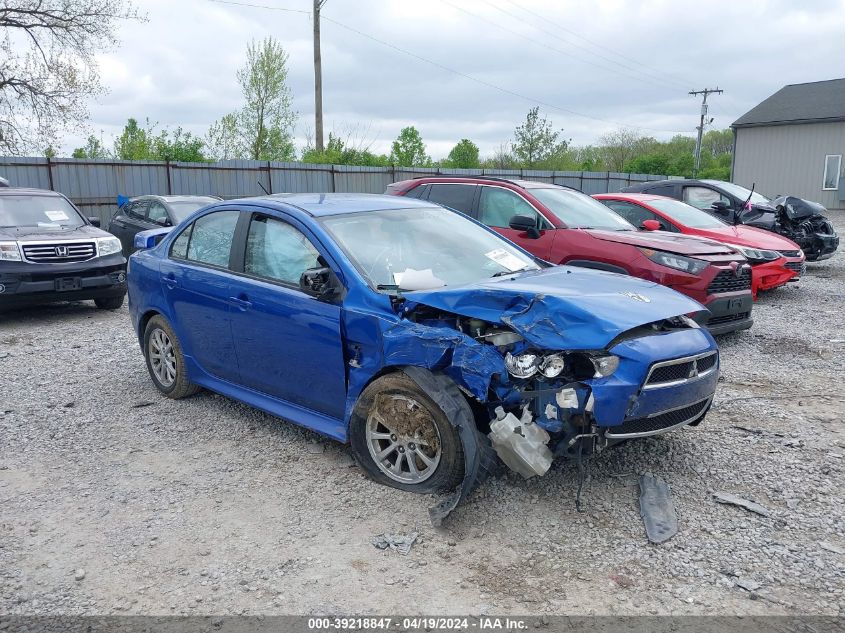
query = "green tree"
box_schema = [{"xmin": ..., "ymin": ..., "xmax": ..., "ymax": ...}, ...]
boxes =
[
  {"xmin": 113, "ymin": 118, "xmax": 153, "ymax": 159},
  {"xmin": 444, "ymin": 139, "xmax": 480, "ymax": 169},
  {"xmin": 597, "ymin": 129, "xmax": 656, "ymax": 172},
  {"xmin": 207, "ymin": 37, "xmax": 297, "ymax": 161},
  {"xmin": 152, "ymin": 127, "xmax": 205, "ymax": 162},
  {"xmin": 72, "ymin": 134, "xmax": 110, "ymax": 159},
  {"xmin": 512, "ymin": 107, "xmax": 569, "ymax": 168},
  {"xmin": 390, "ymin": 126, "xmax": 430, "ymax": 167},
  {"xmin": 301, "ymin": 132, "xmax": 388, "ymax": 166}
]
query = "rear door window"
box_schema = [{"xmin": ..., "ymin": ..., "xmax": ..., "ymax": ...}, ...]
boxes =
[
  {"xmin": 426, "ymin": 184, "xmax": 476, "ymax": 214},
  {"xmin": 127, "ymin": 200, "xmax": 149, "ymax": 221}
]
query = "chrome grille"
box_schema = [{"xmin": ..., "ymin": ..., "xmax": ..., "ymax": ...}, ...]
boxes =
[
  {"xmin": 707, "ymin": 267, "xmax": 752, "ymax": 294},
  {"xmin": 21, "ymin": 241, "xmax": 97, "ymax": 263},
  {"xmin": 778, "ymin": 250, "xmax": 802, "ymax": 258},
  {"xmin": 644, "ymin": 351, "xmax": 718, "ymax": 389}
]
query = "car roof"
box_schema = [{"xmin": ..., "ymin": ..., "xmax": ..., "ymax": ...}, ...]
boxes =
[
  {"xmin": 0, "ymin": 187, "xmax": 65, "ymax": 197},
  {"xmin": 595, "ymin": 192, "xmax": 671, "ymax": 202},
  {"xmin": 232, "ymin": 192, "xmax": 438, "ymax": 217},
  {"xmin": 407, "ymin": 175, "xmax": 578, "ymax": 191},
  {"xmin": 131, "ymin": 194, "xmax": 221, "ymax": 203}
]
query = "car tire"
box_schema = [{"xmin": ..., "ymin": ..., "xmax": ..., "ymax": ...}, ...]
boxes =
[
  {"xmin": 349, "ymin": 372, "xmax": 465, "ymax": 495},
  {"xmin": 143, "ymin": 315, "xmax": 200, "ymax": 399},
  {"xmin": 94, "ymin": 295, "xmax": 125, "ymax": 310}
]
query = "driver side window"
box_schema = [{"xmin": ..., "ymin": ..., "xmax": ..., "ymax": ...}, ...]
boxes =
[
  {"xmin": 602, "ymin": 200, "xmax": 677, "ymax": 232},
  {"xmin": 478, "ymin": 186, "xmax": 540, "ymax": 228},
  {"xmin": 147, "ymin": 201, "xmax": 169, "ymax": 225},
  {"xmin": 683, "ymin": 186, "xmax": 730, "ymax": 210},
  {"xmin": 244, "ymin": 216, "xmax": 320, "ymax": 286}
]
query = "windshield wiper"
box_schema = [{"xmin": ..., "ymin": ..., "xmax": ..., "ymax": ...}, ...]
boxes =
[{"xmin": 491, "ymin": 266, "xmax": 533, "ymax": 278}]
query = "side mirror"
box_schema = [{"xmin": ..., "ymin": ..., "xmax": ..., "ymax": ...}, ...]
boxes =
[
  {"xmin": 508, "ymin": 215, "xmax": 541, "ymax": 239},
  {"xmin": 88, "ymin": 216, "xmax": 101, "ymax": 227},
  {"xmin": 299, "ymin": 266, "xmax": 336, "ymax": 300},
  {"xmin": 711, "ymin": 200, "xmax": 730, "ymax": 212},
  {"xmin": 641, "ymin": 219, "xmax": 662, "ymax": 231}
]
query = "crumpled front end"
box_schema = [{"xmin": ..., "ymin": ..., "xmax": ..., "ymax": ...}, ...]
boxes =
[{"xmin": 751, "ymin": 257, "xmax": 798, "ymax": 297}]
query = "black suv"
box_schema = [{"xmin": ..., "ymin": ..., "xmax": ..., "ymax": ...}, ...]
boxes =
[{"xmin": 0, "ymin": 187, "xmax": 127, "ymax": 310}]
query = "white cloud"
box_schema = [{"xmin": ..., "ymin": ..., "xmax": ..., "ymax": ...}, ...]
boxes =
[{"xmin": 63, "ymin": 0, "xmax": 845, "ymax": 159}]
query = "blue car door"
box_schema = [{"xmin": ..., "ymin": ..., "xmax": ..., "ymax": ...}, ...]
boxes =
[
  {"xmin": 159, "ymin": 209, "xmax": 242, "ymax": 383},
  {"xmin": 228, "ymin": 211, "xmax": 347, "ymax": 419}
]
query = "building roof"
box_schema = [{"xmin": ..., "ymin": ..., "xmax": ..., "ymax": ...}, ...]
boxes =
[{"xmin": 733, "ymin": 78, "xmax": 845, "ymax": 128}]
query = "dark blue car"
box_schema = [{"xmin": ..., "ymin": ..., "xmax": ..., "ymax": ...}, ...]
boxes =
[{"xmin": 127, "ymin": 193, "xmax": 719, "ymax": 523}]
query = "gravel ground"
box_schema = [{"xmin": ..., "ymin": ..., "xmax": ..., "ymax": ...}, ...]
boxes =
[{"xmin": 1, "ymin": 214, "xmax": 844, "ymax": 616}]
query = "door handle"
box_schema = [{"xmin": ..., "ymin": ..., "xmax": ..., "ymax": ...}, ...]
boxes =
[
  {"xmin": 229, "ymin": 295, "xmax": 252, "ymax": 310},
  {"xmin": 162, "ymin": 274, "xmax": 178, "ymax": 289}
]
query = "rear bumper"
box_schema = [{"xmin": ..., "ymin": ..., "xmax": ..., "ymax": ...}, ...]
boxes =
[{"xmin": 0, "ymin": 255, "xmax": 126, "ymax": 307}]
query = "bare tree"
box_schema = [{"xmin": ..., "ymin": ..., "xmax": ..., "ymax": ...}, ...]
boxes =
[
  {"xmin": 598, "ymin": 128, "xmax": 655, "ymax": 172},
  {"xmin": 0, "ymin": 0, "xmax": 143, "ymax": 155}
]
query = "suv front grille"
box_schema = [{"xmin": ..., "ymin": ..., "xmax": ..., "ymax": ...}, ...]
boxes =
[
  {"xmin": 644, "ymin": 351, "xmax": 718, "ymax": 389},
  {"xmin": 707, "ymin": 312, "xmax": 750, "ymax": 326},
  {"xmin": 707, "ymin": 267, "xmax": 751, "ymax": 294},
  {"xmin": 21, "ymin": 242, "xmax": 96, "ymax": 263},
  {"xmin": 604, "ymin": 398, "xmax": 711, "ymax": 438}
]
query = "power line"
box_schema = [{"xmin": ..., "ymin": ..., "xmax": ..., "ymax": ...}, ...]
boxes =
[
  {"xmin": 480, "ymin": 0, "xmax": 689, "ymax": 91},
  {"xmin": 438, "ymin": 0, "xmax": 683, "ymax": 92},
  {"xmin": 208, "ymin": 0, "xmax": 689, "ymax": 135},
  {"xmin": 502, "ymin": 0, "xmax": 691, "ymax": 89},
  {"xmin": 207, "ymin": 0, "xmax": 310, "ymax": 14},
  {"xmin": 318, "ymin": 14, "xmax": 687, "ymax": 135},
  {"xmin": 690, "ymin": 87, "xmax": 723, "ymax": 176}
]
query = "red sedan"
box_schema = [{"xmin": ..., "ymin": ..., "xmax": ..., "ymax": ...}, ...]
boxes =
[{"xmin": 594, "ymin": 193, "xmax": 806, "ymax": 298}]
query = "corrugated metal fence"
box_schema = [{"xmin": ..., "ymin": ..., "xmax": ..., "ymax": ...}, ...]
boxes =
[{"xmin": 0, "ymin": 157, "xmax": 668, "ymax": 226}]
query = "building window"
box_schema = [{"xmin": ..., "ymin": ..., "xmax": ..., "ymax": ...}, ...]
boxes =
[{"xmin": 823, "ymin": 154, "xmax": 841, "ymax": 190}]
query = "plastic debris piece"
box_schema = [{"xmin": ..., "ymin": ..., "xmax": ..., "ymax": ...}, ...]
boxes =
[
  {"xmin": 713, "ymin": 491, "xmax": 770, "ymax": 517},
  {"xmin": 372, "ymin": 531, "xmax": 419, "ymax": 556},
  {"xmin": 638, "ymin": 473, "xmax": 678, "ymax": 544},
  {"xmin": 488, "ymin": 406, "xmax": 553, "ymax": 478}
]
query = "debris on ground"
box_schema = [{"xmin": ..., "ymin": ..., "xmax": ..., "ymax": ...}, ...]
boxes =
[
  {"xmin": 372, "ymin": 531, "xmax": 419, "ymax": 555},
  {"xmin": 638, "ymin": 473, "xmax": 678, "ymax": 544},
  {"xmin": 819, "ymin": 541, "xmax": 845, "ymax": 555},
  {"xmin": 735, "ymin": 577, "xmax": 761, "ymax": 592},
  {"xmin": 712, "ymin": 491, "xmax": 771, "ymax": 517}
]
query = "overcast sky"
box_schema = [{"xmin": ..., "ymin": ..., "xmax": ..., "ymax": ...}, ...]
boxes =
[{"xmin": 74, "ymin": 0, "xmax": 845, "ymax": 159}]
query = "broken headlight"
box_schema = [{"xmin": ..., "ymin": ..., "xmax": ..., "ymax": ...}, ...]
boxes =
[
  {"xmin": 539, "ymin": 354, "xmax": 566, "ymax": 378},
  {"xmin": 591, "ymin": 354, "xmax": 620, "ymax": 377},
  {"xmin": 504, "ymin": 352, "xmax": 540, "ymax": 378},
  {"xmin": 638, "ymin": 248, "xmax": 708, "ymax": 275}
]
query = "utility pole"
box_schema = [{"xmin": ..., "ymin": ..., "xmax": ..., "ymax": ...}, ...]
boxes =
[
  {"xmin": 689, "ymin": 87, "xmax": 722, "ymax": 177},
  {"xmin": 313, "ymin": 0, "xmax": 326, "ymax": 152}
]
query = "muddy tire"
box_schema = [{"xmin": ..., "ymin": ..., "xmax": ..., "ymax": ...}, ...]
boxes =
[
  {"xmin": 143, "ymin": 315, "xmax": 200, "ymax": 399},
  {"xmin": 350, "ymin": 372, "xmax": 464, "ymax": 495}
]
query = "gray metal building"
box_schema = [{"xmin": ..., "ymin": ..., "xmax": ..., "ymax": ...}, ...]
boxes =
[{"xmin": 732, "ymin": 78, "xmax": 845, "ymax": 210}]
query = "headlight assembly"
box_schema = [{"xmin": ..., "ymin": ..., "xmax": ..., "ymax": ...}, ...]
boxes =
[
  {"xmin": 539, "ymin": 354, "xmax": 566, "ymax": 378},
  {"xmin": 97, "ymin": 236, "xmax": 122, "ymax": 257},
  {"xmin": 591, "ymin": 355, "xmax": 620, "ymax": 377},
  {"xmin": 733, "ymin": 245, "xmax": 780, "ymax": 263},
  {"xmin": 0, "ymin": 241, "xmax": 22, "ymax": 261},
  {"xmin": 638, "ymin": 248, "xmax": 708, "ymax": 275},
  {"xmin": 504, "ymin": 352, "xmax": 540, "ymax": 378}
]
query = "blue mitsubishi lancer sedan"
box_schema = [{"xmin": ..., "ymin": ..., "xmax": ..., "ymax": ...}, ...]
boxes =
[{"xmin": 127, "ymin": 193, "xmax": 719, "ymax": 523}]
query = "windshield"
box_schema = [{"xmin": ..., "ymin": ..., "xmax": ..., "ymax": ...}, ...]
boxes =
[
  {"xmin": 169, "ymin": 200, "xmax": 216, "ymax": 222},
  {"xmin": 648, "ymin": 198, "xmax": 728, "ymax": 229},
  {"xmin": 0, "ymin": 194, "xmax": 85, "ymax": 228},
  {"xmin": 702, "ymin": 180, "xmax": 770, "ymax": 205},
  {"xmin": 531, "ymin": 187, "xmax": 635, "ymax": 230},
  {"xmin": 321, "ymin": 206, "xmax": 540, "ymax": 291}
]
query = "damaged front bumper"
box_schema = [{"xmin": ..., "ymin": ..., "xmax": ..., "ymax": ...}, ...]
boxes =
[{"xmin": 491, "ymin": 327, "xmax": 719, "ymax": 476}]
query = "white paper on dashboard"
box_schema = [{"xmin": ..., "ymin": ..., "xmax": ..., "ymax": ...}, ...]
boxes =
[
  {"xmin": 392, "ymin": 268, "xmax": 446, "ymax": 291},
  {"xmin": 45, "ymin": 210, "xmax": 70, "ymax": 222},
  {"xmin": 485, "ymin": 248, "xmax": 525, "ymax": 272}
]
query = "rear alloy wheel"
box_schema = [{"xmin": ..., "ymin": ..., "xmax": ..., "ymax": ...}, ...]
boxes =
[
  {"xmin": 350, "ymin": 372, "xmax": 464, "ymax": 494},
  {"xmin": 143, "ymin": 315, "xmax": 200, "ymax": 399}
]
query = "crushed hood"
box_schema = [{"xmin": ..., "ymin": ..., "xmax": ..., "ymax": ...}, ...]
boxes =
[
  {"xmin": 586, "ymin": 228, "xmax": 734, "ymax": 255},
  {"xmin": 405, "ymin": 265, "xmax": 705, "ymax": 351}
]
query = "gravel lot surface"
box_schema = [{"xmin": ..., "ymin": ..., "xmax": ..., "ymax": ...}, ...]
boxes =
[{"xmin": 1, "ymin": 213, "xmax": 844, "ymax": 616}]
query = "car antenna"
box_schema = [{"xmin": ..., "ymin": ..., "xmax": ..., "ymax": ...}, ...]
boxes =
[
  {"xmin": 257, "ymin": 180, "xmax": 270, "ymax": 195},
  {"xmin": 737, "ymin": 183, "xmax": 756, "ymax": 225}
]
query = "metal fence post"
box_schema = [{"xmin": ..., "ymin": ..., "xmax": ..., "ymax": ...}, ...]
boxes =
[
  {"xmin": 46, "ymin": 156, "xmax": 55, "ymax": 191},
  {"xmin": 165, "ymin": 159, "xmax": 173, "ymax": 194}
]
